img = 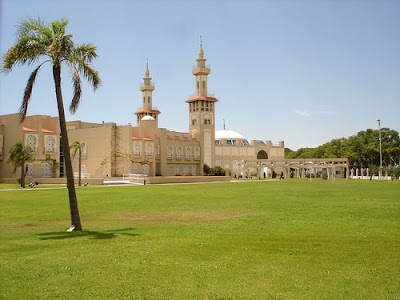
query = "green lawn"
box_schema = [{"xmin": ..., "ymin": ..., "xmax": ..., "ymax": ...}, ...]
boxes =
[{"xmin": 1, "ymin": 179, "xmax": 399, "ymax": 299}]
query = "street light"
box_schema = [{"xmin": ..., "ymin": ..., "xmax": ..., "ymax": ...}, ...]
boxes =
[{"xmin": 377, "ymin": 119, "xmax": 382, "ymax": 180}]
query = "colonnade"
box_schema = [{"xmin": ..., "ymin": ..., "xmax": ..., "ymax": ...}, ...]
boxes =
[{"xmin": 235, "ymin": 158, "xmax": 349, "ymax": 179}]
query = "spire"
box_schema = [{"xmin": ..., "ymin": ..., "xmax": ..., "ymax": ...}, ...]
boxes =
[
  {"xmin": 145, "ymin": 58, "xmax": 150, "ymax": 78},
  {"xmin": 199, "ymin": 35, "xmax": 204, "ymax": 58}
]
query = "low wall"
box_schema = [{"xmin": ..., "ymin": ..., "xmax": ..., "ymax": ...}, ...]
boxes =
[
  {"xmin": 146, "ymin": 176, "xmax": 231, "ymax": 185},
  {"xmin": 0, "ymin": 177, "xmax": 104, "ymax": 185}
]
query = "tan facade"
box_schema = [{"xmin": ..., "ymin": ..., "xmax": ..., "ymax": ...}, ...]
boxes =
[
  {"xmin": 0, "ymin": 42, "xmax": 286, "ymax": 181},
  {"xmin": 0, "ymin": 114, "xmax": 60, "ymax": 179}
]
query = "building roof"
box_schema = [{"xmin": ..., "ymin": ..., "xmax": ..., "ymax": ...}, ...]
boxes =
[
  {"xmin": 215, "ymin": 129, "xmax": 246, "ymax": 140},
  {"xmin": 185, "ymin": 95, "xmax": 218, "ymax": 103}
]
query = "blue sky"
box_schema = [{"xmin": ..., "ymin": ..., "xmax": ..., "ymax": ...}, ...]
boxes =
[{"xmin": 1, "ymin": 0, "xmax": 399, "ymax": 150}]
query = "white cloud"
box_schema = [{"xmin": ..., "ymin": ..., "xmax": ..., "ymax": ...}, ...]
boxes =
[
  {"xmin": 295, "ymin": 109, "xmax": 312, "ymax": 117},
  {"xmin": 295, "ymin": 109, "xmax": 336, "ymax": 117}
]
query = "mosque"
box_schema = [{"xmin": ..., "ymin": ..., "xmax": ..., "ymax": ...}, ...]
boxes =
[{"xmin": 0, "ymin": 42, "xmax": 290, "ymax": 181}]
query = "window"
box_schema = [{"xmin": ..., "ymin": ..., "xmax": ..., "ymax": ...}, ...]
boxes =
[
  {"xmin": 174, "ymin": 165, "xmax": 180, "ymax": 175},
  {"xmin": 26, "ymin": 134, "xmax": 37, "ymax": 152},
  {"xmin": 197, "ymin": 81, "xmax": 199, "ymax": 90},
  {"xmin": 194, "ymin": 147, "xmax": 200, "ymax": 160},
  {"xmin": 42, "ymin": 163, "xmax": 52, "ymax": 177},
  {"xmin": 227, "ymin": 139, "xmax": 236, "ymax": 146},
  {"xmin": 183, "ymin": 165, "xmax": 188, "ymax": 175},
  {"xmin": 241, "ymin": 139, "xmax": 250, "ymax": 146},
  {"xmin": 45, "ymin": 136, "xmax": 56, "ymax": 153},
  {"xmin": 145, "ymin": 142, "xmax": 153, "ymax": 156},
  {"xmin": 167, "ymin": 146, "xmax": 173, "ymax": 159},
  {"xmin": 155, "ymin": 145, "xmax": 160, "ymax": 158},
  {"xmin": 131, "ymin": 164, "xmax": 139, "ymax": 174},
  {"xmin": 192, "ymin": 118, "xmax": 197, "ymax": 125},
  {"xmin": 185, "ymin": 147, "xmax": 191, "ymax": 160},
  {"xmin": 215, "ymin": 140, "xmax": 221, "ymax": 145},
  {"xmin": 176, "ymin": 146, "xmax": 182, "ymax": 160},
  {"xmin": 133, "ymin": 142, "xmax": 142, "ymax": 156},
  {"xmin": 191, "ymin": 165, "xmax": 197, "ymax": 176},
  {"xmin": 26, "ymin": 163, "xmax": 33, "ymax": 177},
  {"xmin": 143, "ymin": 164, "xmax": 149, "ymax": 175},
  {"xmin": 148, "ymin": 96, "xmax": 150, "ymax": 103},
  {"xmin": 202, "ymin": 81, "xmax": 205, "ymax": 88}
]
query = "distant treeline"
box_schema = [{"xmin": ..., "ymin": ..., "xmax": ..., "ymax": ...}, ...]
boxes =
[{"xmin": 286, "ymin": 128, "xmax": 400, "ymax": 169}]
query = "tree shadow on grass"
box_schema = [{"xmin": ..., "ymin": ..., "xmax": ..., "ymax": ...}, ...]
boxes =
[{"xmin": 37, "ymin": 227, "xmax": 140, "ymax": 240}]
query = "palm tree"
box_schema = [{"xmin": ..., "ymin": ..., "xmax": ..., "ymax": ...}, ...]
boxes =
[
  {"xmin": 70, "ymin": 141, "xmax": 86, "ymax": 186},
  {"xmin": 7, "ymin": 141, "xmax": 35, "ymax": 188},
  {"xmin": 2, "ymin": 18, "xmax": 101, "ymax": 231}
]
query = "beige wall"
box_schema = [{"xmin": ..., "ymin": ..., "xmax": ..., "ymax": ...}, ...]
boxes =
[{"xmin": 0, "ymin": 114, "xmax": 60, "ymax": 179}]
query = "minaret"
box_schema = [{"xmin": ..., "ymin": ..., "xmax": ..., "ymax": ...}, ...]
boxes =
[
  {"xmin": 134, "ymin": 60, "xmax": 161, "ymax": 127},
  {"xmin": 186, "ymin": 38, "xmax": 218, "ymax": 167}
]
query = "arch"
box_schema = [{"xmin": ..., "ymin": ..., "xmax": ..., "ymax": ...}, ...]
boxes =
[{"xmin": 257, "ymin": 150, "xmax": 268, "ymax": 159}]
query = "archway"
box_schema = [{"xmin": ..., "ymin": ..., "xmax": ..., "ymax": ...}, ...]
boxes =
[{"xmin": 257, "ymin": 150, "xmax": 268, "ymax": 159}]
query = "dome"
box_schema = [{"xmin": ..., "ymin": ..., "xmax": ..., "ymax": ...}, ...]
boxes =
[
  {"xmin": 141, "ymin": 116, "xmax": 155, "ymax": 121},
  {"xmin": 215, "ymin": 129, "xmax": 246, "ymax": 140}
]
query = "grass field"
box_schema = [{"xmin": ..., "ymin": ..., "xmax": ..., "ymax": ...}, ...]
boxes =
[{"xmin": 0, "ymin": 179, "xmax": 399, "ymax": 299}]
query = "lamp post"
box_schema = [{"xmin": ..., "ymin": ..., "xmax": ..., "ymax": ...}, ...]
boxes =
[{"xmin": 377, "ymin": 119, "xmax": 382, "ymax": 180}]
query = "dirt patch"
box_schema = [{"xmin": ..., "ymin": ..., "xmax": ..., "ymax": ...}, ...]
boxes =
[
  {"xmin": 13, "ymin": 223, "xmax": 37, "ymax": 228},
  {"xmin": 109, "ymin": 211, "xmax": 257, "ymax": 224}
]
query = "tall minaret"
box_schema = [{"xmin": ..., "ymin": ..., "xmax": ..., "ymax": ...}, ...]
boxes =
[
  {"xmin": 134, "ymin": 60, "xmax": 161, "ymax": 127},
  {"xmin": 186, "ymin": 38, "xmax": 218, "ymax": 167}
]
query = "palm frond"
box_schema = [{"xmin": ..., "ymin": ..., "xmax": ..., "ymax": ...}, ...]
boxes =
[
  {"xmin": 75, "ymin": 43, "xmax": 98, "ymax": 63},
  {"xmin": 69, "ymin": 62, "xmax": 82, "ymax": 114},
  {"xmin": 19, "ymin": 64, "xmax": 42, "ymax": 123},
  {"xmin": 75, "ymin": 59, "xmax": 101, "ymax": 90}
]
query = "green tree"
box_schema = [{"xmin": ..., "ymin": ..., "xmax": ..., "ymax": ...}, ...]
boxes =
[
  {"xmin": 6, "ymin": 141, "xmax": 35, "ymax": 188},
  {"xmin": 203, "ymin": 164, "xmax": 211, "ymax": 175},
  {"xmin": 211, "ymin": 166, "xmax": 226, "ymax": 176},
  {"xmin": 2, "ymin": 18, "xmax": 101, "ymax": 231},
  {"xmin": 70, "ymin": 141, "xmax": 86, "ymax": 186}
]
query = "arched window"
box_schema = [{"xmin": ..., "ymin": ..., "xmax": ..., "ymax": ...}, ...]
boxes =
[
  {"xmin": 26, "ymin": 135, "xmax": 37, "ymax": 152},
  {"xmin": 167, "ymin": 146, "xmax": 173, "ymax": 159},
  {"xmin": 45, "ymin": 136, "xmax": 56, "ymax": 152},
  {"xmin": 257, "ymin": 150, "xmax": 268, "ymax": 159},
  {"xmin": 145, "ymin": 142, "xmax": 153, "ymax": 156},
  {"xmin": 185, "ymin": 147, "xmax": 191, "ymax": 160},
  {"xmin": 176, "ymin": 146, "xmax": 183, "ymax": 160},
  {"xmin": 133, "ymin": 142, "xmax": 142, "ymax": 156},
  {"xmin": 143, "ymin": 164, "xmax": 150, "ymax": 175}
]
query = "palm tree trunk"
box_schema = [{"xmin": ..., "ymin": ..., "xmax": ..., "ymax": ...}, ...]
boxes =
[
  {"xmin": 78, "ymin": 148, "xmax": 82, "ymax": 186},
  {"xmin": 53, "ymin": 64, "xmax": 83, "ymax": 231},
  {"xmin": 20, "ymin": 160, "xmax": 25, "ymax": 188}
]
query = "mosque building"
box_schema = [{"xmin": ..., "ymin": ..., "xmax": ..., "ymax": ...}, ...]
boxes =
[{"xmin": 0, "ymin": 42, "xmax": 287, "ymax": 181}]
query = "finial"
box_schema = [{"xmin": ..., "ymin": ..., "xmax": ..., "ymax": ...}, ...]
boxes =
[
  {"xmin": 199, "ymin": 35, "xmax": 204, "ymax": 58},
  {"xmin": 223, "ymin": 119, "xmax": 226, "ymax": 130},
  {"xmin": 145, "ymin": 58, "xmax": 150, "ymax": 77}
]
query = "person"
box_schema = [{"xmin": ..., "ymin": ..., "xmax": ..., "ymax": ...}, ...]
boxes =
[{"xmin": 280, "ymin": 173, "xmax": 284, "ymax": 180}]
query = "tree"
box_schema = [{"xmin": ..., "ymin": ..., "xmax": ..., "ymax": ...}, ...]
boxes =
[
  {"xmin": 286, "ymin": 128, "xmax": 399, "ymax": 170},
  {"xmin": 70, "ymin": 141, "xmax": 85, "ymax": 186},
  {"xmin": 7, "ymin": 141, "xmax": 35, "ymax": 188},
  {"xmin": 203, "ymin": 164, "xmax": 211, "ymax": 175},
  {"xmin": 2, "ymin": 18, "xmax": 101, "ymax": 231}
]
